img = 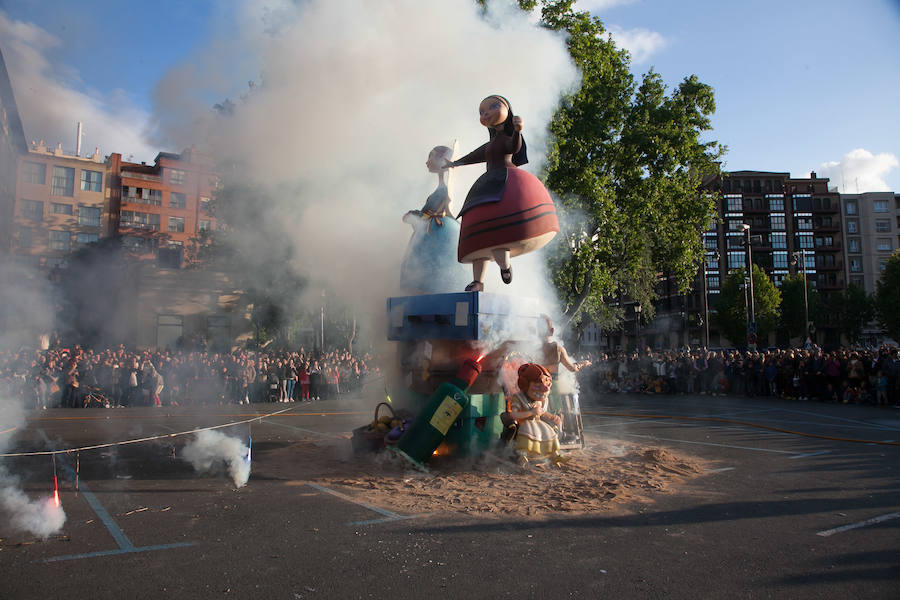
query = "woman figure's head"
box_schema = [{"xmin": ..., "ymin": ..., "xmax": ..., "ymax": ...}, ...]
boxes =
[
  {"xmin": 479, "ymin": 95, "xmax": 515, "ymax": 136},
  {"xmin": 426, "ymin": 145, "xmax": 453, "ymax": 173}
]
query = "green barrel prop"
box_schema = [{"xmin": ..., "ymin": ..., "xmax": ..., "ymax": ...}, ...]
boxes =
[{"xmin": 390, "ymin": 357, "xmax": 483, "ymax": 469}]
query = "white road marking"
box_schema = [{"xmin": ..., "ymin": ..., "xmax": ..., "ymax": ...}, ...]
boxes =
[
  {"xmin": 816, "ymin": 512, "xmax": 900, "ymax": 537},
  {"xmin": 620, "ymin": 433, "xmax": 795, "ymax": 454},
  {"xmin": 788, "ymin": 450, "xmax": 831, "ymax": 459}
]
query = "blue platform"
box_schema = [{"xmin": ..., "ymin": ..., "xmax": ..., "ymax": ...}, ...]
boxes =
[{"xmin": 387, "ymin": 292, "xmax": 544, "ymax": 342}]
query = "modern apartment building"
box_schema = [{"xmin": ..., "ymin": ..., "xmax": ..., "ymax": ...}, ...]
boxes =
[
  {"xmin": 840, "ymin": 192, "xmax": 898, "ymax": 294},
  {"xmin": 684, "ymin": 170, "xmax": 844, "ymax": 347}
]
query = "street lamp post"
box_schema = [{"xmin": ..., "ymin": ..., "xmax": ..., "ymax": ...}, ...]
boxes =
[
  {"xmin": 793, "ymin": 249, "xmax": 810, "ymax": 345},
  {"xmin": 702, "ymin": 250, "xmax": 719, "ymax": 349},
  {"xmin": 742, "ymin": 224, "xmax": 756, "ymax": 348},
  {"xmin": 634, "ymin": 304, "xmax": 642, "ymax": 352}
]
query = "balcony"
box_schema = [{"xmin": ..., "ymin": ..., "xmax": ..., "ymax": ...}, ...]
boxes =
[{"xmin": 121, "ymin": 171, "xmax": 161, "ymax": 183}]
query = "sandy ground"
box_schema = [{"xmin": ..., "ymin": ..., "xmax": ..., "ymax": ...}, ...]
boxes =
[{"xmin": 260, "ymin": 435, "xmax": 707, "ymax": 519}]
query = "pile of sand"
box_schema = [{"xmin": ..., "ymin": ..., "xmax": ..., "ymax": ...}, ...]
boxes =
[{"xmin": 261, "ymin": 435, "xmax": 706, "ymax": 518}]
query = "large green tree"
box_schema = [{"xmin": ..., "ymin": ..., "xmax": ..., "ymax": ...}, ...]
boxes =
[
  {"xmin": 824, "ymin": 283, "xmax": 874, "ymax": 344},
  {"xmin": 534, "ymin": 0, "xmax": 723, "ymax": 330},
  {"xmin": 875, "ymin": 251, "xmax": 900, "ymax": 341},
  {"xmin": 779, "ymin": 273, "xmax": 822, "ymax": 340},
  {"xmin": 712, "ymin": 265, "xmax": 781, "ymax": 347}
]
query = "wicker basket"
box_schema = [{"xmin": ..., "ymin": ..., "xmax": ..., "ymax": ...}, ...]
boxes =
[{"xmin": 350, "ymin": 402, "xmax": 395, "ymax": 454}]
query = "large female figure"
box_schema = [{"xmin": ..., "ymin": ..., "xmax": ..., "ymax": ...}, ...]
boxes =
[{"xmin": 448, "ymin": 95, "xmax": 559, "ymax": 292}]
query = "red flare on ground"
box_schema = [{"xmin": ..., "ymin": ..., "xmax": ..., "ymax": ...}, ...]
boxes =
[
  {"xmin": 475, "ymin": 354, "xmax": 485, "ymax": 363},
  {"xmin": 53, "ymin": 474, "xmax": 59, "ymax": 507}
]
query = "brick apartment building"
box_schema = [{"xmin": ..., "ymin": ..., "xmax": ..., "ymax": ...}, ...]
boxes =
[
  {"xmin": 108, "ymin": 148, "xmax": 218, "ymax": 268},
  {"xmin": 12, "ymin": 141, "xmax": 111, "ymax": 270}
]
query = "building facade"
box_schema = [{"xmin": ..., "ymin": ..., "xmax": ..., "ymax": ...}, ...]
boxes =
[
  {"xmin": 12, "ymin": 142, "xmax": 111, "ymax": 270},
  {"xmin": 840, "ymin": 192, "xmax": 898, "ymax": 294},
  {"xmin": 684, "ymin": 170, "xmax": 844, "ymax": 347},
  {"xmin": 0, "ymin": 49, "xmax": 27, "ymax": 256},
  {"xmin": 109, "ymin": 148, "xmax": 218, "ymax": 268}
]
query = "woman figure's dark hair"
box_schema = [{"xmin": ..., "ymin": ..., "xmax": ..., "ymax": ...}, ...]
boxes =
[{"xmin": 484, "ymin": 94, "xmax": 528, "ymax": 166}]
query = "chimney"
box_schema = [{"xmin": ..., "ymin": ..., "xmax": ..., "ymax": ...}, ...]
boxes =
[
  {"xmin": 76, "ymin": 121, "xmax": 83, "ymax": 157},
  {"xmin": 810, "ymin": 171, "xmax": 817, "ymax": 179}
]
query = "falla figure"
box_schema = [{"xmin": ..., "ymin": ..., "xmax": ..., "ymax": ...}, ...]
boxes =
[
  {"xmin": 447, "ymin": 95, "xmax": 559, "ymax": 292},
  {"xmin": 399, "ymin": 145, "xmax": 470, "ymax": 294}
]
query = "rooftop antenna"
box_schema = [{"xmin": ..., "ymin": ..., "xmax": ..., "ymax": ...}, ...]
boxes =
[{"xmin": 76, "ymin": 121, "xmax": 83, "ymax": 157}]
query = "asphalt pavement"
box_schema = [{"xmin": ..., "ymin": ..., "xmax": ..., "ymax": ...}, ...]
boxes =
[{"xmin": 1, "ymin": 392, "xmax": 898, "ymax": 599}]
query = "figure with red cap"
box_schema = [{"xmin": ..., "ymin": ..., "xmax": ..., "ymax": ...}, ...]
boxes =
[
  {"xmin": 446, "ymin": 95, "xmax": 559, "ymax": 291},
  {"xmin": 504, "ymin": 362, "xmax": 570, "ymax": 466}
]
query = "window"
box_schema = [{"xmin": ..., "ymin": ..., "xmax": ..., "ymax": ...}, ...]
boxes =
[
  {"xmin": 707, "ymin": 275, "xmax": 720, "ymax": 290},
  {"xmin": 168, "ymin": 216, "xmax": 185, "ymax": 233},
  {"xmin": 76, "ymin": 232, "xmax": 99, "ymax": 244},
  {"xmin": 847, "ymin": 220, "xmax": 858, "ymax": 234},
  {"xmin": 22, "ymin": 161, "xmax": 46, "ymax": 184},
  {"xmin": 724, "ymin": 194, "xmax": 741, "ymax": 211},
  {"xmin": 849, "ymin": 258, "xmax": 862, "ymax": 273},
  {"xmin": 704, "ymin": 235, "xmax": 718, "ymax": 250},
  {"xmin": 17, "ymin": 226, "xmax": 34, "ymax": 248},
  {"xmin": 770, "ymin": 215, "xmax": 785, "ymax": 230},
  {"xmin": 20, "ymin": 199, "xmax": 43, "ymax": 220},
  {"xmin": 51, "ymin": 166, "xmax": 75, "ymax": 197},
  {"xmin": 773, "ymin": 252, "xmax": 789, "ymax": 269},
  {"xmin": 123, "ymin": 186, "xmax": 162, "ymax": 206},
  {"xmin": 877, "ymin": 238, "xmax": 892, "ymax": 251},
  {"xmin": 770, "ymin": 232, "xmax": 787, "ymax": 249},
  {"xmin": 797, "ymin": 233, "xmax": 814, "ymax": 249},
  {"xmin": 169, "ymin": 192, "xmax": 186, "ymax": 209},
  {"xmin": 848, "ymin": 238, "xmax": 861, "ymax": 253},
  {"xmin": 727, "ymin": 219, "xmax": 745, "ymax": 231},
  {"xmin": 793, "ymin": 195, "xmax": 812, "ymax": 211},
  {"xmin": 728, "ymin": 251, "xmax": 745, "ymax": 269},
  {"xmin": 873, "ymin": 200, "xmax": 888, "ymax": 213},
  {"xmin": 879, "ymin": 259, "xmax": 888, "ymax": 272},
  {"xmin": 78, "ymin": 205, "xmax": 101, "ymax": 227},
  {"xmin": 851, "ymin": 277, "xmax": 864, "ymax": 288},
  {"xmin": 768, "ymin": 197, "xmax": 784, "ymax": 211},
  {"xmin": 51, "ymin": 202, "xmax": 73, "ymax": 215},
  {"xmin": 875, "ymin": 219, "xmax": 890, "ymax": 233},
  {"xmin": 727, "ymin": 235, "xmax": 744, "ymax": 249},
  {"xmin": 121, "ymin": 211, "xmax": 160, "ymax": 230},
  {"xmin": 49, "ymin": 230, "xmax": 70, "ymax": 251},
  {"xmin": 845, "ymin": 201, "xmax": 857, "ymax": 215},
  {"xmin": 772, "ymin": 273, "xmax": 787, "ymax": 287},
  {"xmin": 795, "ymin": 217, "xmax": 813, "ymax": 230},
  {"xmin": 80, "ymin": 169, "xmax": 102, "ymax": 192},
  {"xmin": 169, "ymin": 169, "xmax": 186, "ymax": 185},
  {"xmin": 198, "ymin": 219, "xmax": 210, "ymax": 231},
  {"xmin": 199, "ymin": 196, "xmax": 210, "ymax": 212}
]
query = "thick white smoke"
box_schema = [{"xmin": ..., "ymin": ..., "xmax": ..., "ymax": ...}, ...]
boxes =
[
  {"xmin": 182, "ymin": 430, "xmax": 251, "ymax": 488},
  {"xmin": 150, "ymin": 0, "xmax": 580, "ymax": 325},
  {"xmin": 0, "ymin": 395, "xmax": 67, "ymax": 538}
]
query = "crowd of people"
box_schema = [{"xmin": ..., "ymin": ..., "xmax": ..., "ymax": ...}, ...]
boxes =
[
  {"xmin": 3, "ymin": 336, "xmax": 900, "ymax": 410},
  {"xmin": 575, "ymin": 345, "xmax": 900, "ymax": 407},
  {"xmin": 0, "ymin": 342, "xmax": 379, "ymax": 409}
]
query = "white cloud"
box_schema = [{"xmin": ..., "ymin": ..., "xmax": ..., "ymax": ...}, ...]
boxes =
[
  {"xmin": 607, "ymin": 25, "xmax": 667, "ymax": 64},
  {"xmin": 0, "ymin": 11, "xmax": 156, "ymax": 161},
  {"xmin": 818, "ymin": 148, "xmax": 899, "ymax": 193}
]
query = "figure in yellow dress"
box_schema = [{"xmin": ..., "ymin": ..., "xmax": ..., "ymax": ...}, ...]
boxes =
[{"xmin": 504, "ymin": 362, "xmax": 570, "ymax": 466}]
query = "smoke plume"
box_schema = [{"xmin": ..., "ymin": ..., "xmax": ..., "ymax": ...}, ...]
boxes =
[
  {"xmin": 181, "ymin": 429, "xmax": 251, "ymax": 488},
  {"xmin": 150, "ymin": 0, "xmax": 580, "ymax": 332}
]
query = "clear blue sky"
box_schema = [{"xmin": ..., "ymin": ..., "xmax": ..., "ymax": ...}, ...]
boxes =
[{"xmin": 2, "ymin": 0, "xmax": 898, "ymax": 191}]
